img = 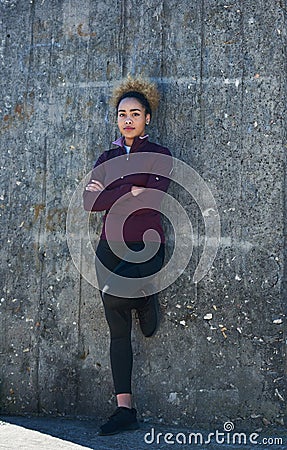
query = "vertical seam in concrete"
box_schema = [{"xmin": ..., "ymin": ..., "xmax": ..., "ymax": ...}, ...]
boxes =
[
  {"xmin": 25, "ymin": 1, "xmax": 35, "ymax": 92},
  {"xmin": 280, "ymin": 0, "xmax": 287, "ymax": 374},
  {"xmin": 87, "ymin": 0, "xmax": 92, "ymax": 80},
  {"xmin": 285, "ymin": 24, "xmax": 287, "ymax": 317},
  {"xmin": 75, "ymin": 236, "xmax": 84, "ymax": 411},
  {"xmin": 47, "ymin": 13, "xmax": 57, "ymax": 87},
  {"xmin": 34, "ymin": 136, "xmax": 48, "ymax": 414},
  {"xmin": 197, "ymin": 0, "xmax": 205, "ymax": 297},
  {"xmin": 118, "ymin": 0, "xmax": 127, "ymax": 77},
  {"xmin": 160, "ymin": 0, "xmax": 165, "ymax": 80},
  {"xmin": 26, "ymin": 0, "xmax": 42, "ymax": 414},
  {"xmin": 199, "ymin": 0, "xmax": 205, "ymax": 133},
  {"xmin": 238, "ymin": 0, "xmax": 246, "ymax": 249},
  {"xmin": 159, "ymin": 0, "xmax": 167, "ymax": 140},
  {"xmin": 195, "ymin": 0, "xmax": 206, "ymax": 411}
]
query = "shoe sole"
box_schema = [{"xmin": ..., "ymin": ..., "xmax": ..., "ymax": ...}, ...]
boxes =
[{"xmin": 98, "ymin": 422, "xmax": 140, "ymax": 436}]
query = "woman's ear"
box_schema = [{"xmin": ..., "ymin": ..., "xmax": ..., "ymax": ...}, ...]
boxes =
[{"xmin": 145, "ymin": 113, "xmax": 151, "ymax": 125}]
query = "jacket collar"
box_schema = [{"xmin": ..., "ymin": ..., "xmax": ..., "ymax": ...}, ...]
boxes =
[{"xmin": 112, "ymin": 134, "xmax": 149, "ymax": 151}]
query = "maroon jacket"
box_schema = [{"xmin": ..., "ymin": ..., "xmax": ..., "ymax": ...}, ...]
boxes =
[{"xmin": 83, "ymin": 135, "xmax": 172, "ymax": 242}]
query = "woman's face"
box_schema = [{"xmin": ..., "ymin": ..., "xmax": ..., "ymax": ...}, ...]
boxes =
[{"xmin": 117, "ymin": 97, "xmax": 150, "ymax": 146}]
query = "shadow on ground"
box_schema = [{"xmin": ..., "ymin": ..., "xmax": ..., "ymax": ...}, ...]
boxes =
[{"xmin": 0, "ymin": 415, "xmax": 286, "ymax": 450}]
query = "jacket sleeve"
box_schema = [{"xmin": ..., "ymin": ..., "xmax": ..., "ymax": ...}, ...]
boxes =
[
  {"xmin": 134, "ymin": 148, "xmax": 173, "ymax": 209},
  {"xmin": 83, "ymin": 152, "xmax": 133, "ymax": 212}
]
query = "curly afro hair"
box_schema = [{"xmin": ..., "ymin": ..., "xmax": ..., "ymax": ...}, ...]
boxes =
[{"xmin": 111, "ymin": 75, "xmax": 160, "ymax": 117}]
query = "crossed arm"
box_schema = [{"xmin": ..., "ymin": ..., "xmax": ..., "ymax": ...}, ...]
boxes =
[
  {"xmin": 85, "ymin": 180, "xmax": 145, "ymax": 197},
  {"xmin": 83, "ymin": 150, "xmax": 172, "ymax": 212}
]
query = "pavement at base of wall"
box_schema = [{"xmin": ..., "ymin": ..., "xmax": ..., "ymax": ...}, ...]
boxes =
[{"xmin": 0, "ymin": 415, "xmax": 286, "ymax": 450}]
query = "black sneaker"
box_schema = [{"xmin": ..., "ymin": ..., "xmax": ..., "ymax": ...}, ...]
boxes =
[
  {"xmin": 98, "ymin": 407, "xmax": 139, "ymax": 436},
  {"xmin": 137, "ymin": 293, "xmax": 160, "ymax": 337}
]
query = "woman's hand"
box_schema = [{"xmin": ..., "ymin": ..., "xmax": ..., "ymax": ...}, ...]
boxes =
[
  {"xmin": 131, "ymin": 186, "xmax": 146, "ymax": 197},
  {"xmin": 85, "ymin": 180, "xmax": 104, "ymax": 192}
]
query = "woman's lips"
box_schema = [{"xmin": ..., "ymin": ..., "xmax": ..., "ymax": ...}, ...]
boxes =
[{"xmin": 124, "ymin": 127, "xmax": 135, "ymax": 130}]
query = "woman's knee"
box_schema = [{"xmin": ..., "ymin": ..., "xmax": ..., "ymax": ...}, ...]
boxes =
[
  {"xmin": 102, "ymin": 294, "xmax": 132, "ymax": 339},
  {"xmin": 102, "ymin": 291, "xmax": 125, "ymax": 310}
]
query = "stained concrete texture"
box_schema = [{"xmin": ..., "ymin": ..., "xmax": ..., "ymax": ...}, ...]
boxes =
[{"xmin": 0, "ymin": 0, "xmax": 286, "ymax": 431}]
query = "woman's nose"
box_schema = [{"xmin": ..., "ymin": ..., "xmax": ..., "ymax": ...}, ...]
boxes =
[{"xmin": 125, "ymin": 116, "xmax": 132, "ymax": 123}]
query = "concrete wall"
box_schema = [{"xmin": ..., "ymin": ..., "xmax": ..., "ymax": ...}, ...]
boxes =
[{"xmin": 0, "ymin": 0, "xmax": 286, "ymax": 429}]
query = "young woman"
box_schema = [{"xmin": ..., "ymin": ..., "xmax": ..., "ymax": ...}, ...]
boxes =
[{"xmin": 83, "ymin": 76, "xmax": 172, "ymax": 435}]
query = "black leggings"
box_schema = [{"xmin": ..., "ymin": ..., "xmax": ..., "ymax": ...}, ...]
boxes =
[{"xmin": 95, "ymin": 239, "xmax": 165, "ymax": 394}]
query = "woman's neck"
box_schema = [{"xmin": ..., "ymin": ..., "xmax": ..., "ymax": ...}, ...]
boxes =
[{"xmin": 124, "ymin": 137, "xmax": 134, "ymax": 147}]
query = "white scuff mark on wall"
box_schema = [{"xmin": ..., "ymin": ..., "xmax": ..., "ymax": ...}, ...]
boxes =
[{"xmin": 224, "ymin": 78, "xmax": 241, "ymax": 88}]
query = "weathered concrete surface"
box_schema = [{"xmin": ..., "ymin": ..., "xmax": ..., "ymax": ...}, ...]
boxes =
[{"xmin": 0, "ymin": 0, "xmax": 286, "ymax": 430}]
